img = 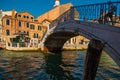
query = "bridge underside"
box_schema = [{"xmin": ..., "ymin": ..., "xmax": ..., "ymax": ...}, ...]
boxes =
[
  {"xmin": 44, "ymin": 32, "xmax": 78, "ymax": 52},
  {"xmin": 43, "ymin": 20, "xmax": 120, "ymax": 66}
]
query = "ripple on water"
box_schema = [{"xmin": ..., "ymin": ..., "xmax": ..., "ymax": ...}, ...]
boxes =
[
  {"xmin": 0, "ymin": 59, "xmax": 9, "ymax": 63},
  {"xmin": 25, "ymin": 71, "xmax": 33, "ymax": 75},
  {"xmin": 0, "ymin": 50, "xmax": 120, "ymax": 80},
  {"xmin": 0, "ymin": 68, "xmax": 5, "ymax": 72},
  {"xmin": 33, "ymin": 72, "xmax": 46, "ymax": 79},
  {"xmin": 36, "ymin": 67, "xmax": 41, "ymax": 71},
  {"xmin": 0, "ymin": 70, "xmax": 7, "ymax": 75}
]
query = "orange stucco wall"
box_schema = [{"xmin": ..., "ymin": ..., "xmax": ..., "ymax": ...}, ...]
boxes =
[
  {"xmin": 37, "ymin": 3, "xmax": 73, "ymax": 23},
  {"xmin": 2, "ymin": 11, "xmax": 44, "ymax": 42}
]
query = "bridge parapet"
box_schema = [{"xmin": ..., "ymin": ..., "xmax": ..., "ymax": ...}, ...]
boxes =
[
  {"xmin": 73, "ymin": 1, "xmax": 120, "ymax": 25},
  {"xmin": 49, "ymin": 1, "xmax": 120, "ymax": 28}
]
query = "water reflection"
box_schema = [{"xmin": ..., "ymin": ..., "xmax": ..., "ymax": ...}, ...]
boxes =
[
  {"xmin": 3, "ymin": 57, "xmax": 33, "ymax": 80},
  {"xmin": 0, "ymin": 50, "xmax": 119, "ymax": 80},
  {"xmin": 96, "ymin": 51, "xmax": 120, "ymax": 80},
  {"xmin": 43, "ymin": 51, "xmax": 76, "ymax": 80},
  {"xmin": 0, "ymin": 51, "xmax": 45, "ymax": 80}
]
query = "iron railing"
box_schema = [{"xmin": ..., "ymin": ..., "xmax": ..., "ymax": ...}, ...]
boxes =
[
  {"xmin": 49, "ymin": 1, "xmax": 120, "ymax": 27},
  {"xmin": 73, "ymin": 1, "xmax": 120, "ymax": 25},
  {"xmin": 41, "ymin": 1, "xmax": 120, "ymax": 43}
]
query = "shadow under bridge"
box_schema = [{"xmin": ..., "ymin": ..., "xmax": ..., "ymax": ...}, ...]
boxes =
[{"xmin": 44, "ymin": 20, "xmax": 120, "ymax": 66}]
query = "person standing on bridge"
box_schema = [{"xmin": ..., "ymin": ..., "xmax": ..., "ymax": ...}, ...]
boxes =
[{"xmin": 105, "ymin": 1, "xmax": 117, "ymax": 25}]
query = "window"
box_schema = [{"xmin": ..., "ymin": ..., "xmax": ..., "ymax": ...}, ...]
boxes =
[
  {"xmin": 30, "ymin": 24, "xmax": 35, "ymax": 29},
  {"xmin": 26, "ymin": 31, "xmax": 29, "ymax": 36},
  {"xmin": 38, "ymin": 26, "xmax": 42, "ymax": 30},
  {"xmin": 18, "ymin": 14, "xmax": 21, "ymax": 17},
  {"xmin": 24, "ymin": 31, "xmax": 26, "ymax": 33},
  {"xmin": 31, "ymin": 17, "xmax": 33, "ymax": 19},
  {"xmin": 19, "ymin": 31, "xmax": 21, "ymax": 33},
  {"xmin": 6, "ymin": 30, "xmax": 10, "ymax": 35},
  {"xmin": 6, "ymin": 19, "xmax": 10, "ymax": 25},
  {"xmin": 26, "ymin": 22, "xmax": 29, "ymax": 28},
  {"xmin": 31, "ymin": 17, "xmax": 34, "ymax": 21},
  {"xmin": 33, "ymin": 33, "xmax": 38, "ymax": 38},
  {"xmin": 23, "ymin": 15, "xmax": 26, "ymax": 18},
  {"xmin": 27, "ymin": 16, "xmax": 29, "ymax": 19},
  {"xmin": 19, "ymin": 21, "xmax": 22, "ymax": 27}
]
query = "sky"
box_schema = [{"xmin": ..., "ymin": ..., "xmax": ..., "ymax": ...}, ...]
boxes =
[{"xmin": 0, "ymin": 0, "xmax": 118, "ymax": 18}]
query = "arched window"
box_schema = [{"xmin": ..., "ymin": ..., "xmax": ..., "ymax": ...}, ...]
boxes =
[
  {"xmin": 6, "ymin": 19, "xmax": 10, "ymax": 25},
  {"xmin": 6, "ymin": 30, "xmax": 10, "ymax": 35}
]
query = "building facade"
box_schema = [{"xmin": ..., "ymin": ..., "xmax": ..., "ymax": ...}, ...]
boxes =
[
  {"xmin": 1, "ymin": 0, "xmax": 89, "ymax": 50},
  {"xmin": 2, "ymin": 10, "xmax": 44, "ymax": 48}
]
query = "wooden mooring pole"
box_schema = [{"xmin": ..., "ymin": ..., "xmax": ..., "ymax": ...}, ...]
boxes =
[{"xmin": 83, "ymin": 39, "xmax": 104, "ymax": 80}]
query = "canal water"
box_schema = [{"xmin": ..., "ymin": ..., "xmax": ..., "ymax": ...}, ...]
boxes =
[{"xmin": 0, "ymin": 50, "xmax": 119, "ymax": 80}]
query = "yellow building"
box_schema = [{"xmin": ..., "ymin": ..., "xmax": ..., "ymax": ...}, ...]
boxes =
[{"xmin": 2, "ymin": 10, "xmax": 44, "ymax": 48}]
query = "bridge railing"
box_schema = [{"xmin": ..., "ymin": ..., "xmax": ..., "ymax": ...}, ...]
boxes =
[
  {"xmin": 41, "ymin": 1, "xmax": 120, "ymax": 44},
  {"xmin": 45, "ymin": 1, "xmax": 120, "ymax": 32},
  {"xmin": 73, "ymin": 1, "xmax": 120, "ymax": 25}
]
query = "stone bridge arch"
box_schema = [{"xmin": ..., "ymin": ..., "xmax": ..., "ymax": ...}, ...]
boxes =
[{"xmin": 44, "ymin": 20, "xmax": 120, "ymax": 66}]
